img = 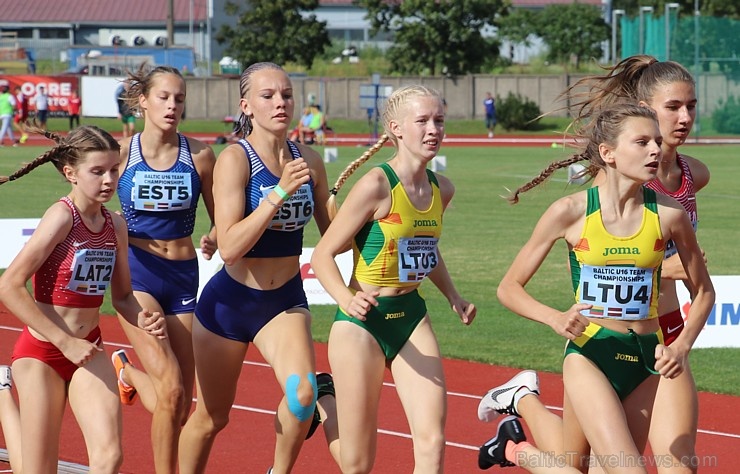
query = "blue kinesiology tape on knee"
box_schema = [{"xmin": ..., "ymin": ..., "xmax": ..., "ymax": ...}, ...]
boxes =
[{"xmin": 285, "ymin": 373, "xmax": 318, "ymax": 422}]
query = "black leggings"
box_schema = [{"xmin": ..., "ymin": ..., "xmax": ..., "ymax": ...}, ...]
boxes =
[{"xmin": 69, "ymin": 114, "xmax": 80, "ymax": 129}]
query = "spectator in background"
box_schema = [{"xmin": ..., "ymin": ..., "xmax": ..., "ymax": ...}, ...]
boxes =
[
  {"xmin": 289, "ymin": 106, "xmax": 314, "ymax": 142},
  {"xmin": 0, "ymin": 84, "xmax": 18, "ymax": 146},
  {"xmin": 117, "ymin": 83, "xmax": 135, "ymax": 138},
  {"xmin": 68, "ymin": 89, "xmax": 82, "ymax": 130},
  {"xmin": 34, "ymin": 86, "xmax": 49, "ymax": 131},
  {"xmin": 25, "ymin": 50, "xmax": 36, "ymax": 75},
  {"xmin": 484, "ymin": 91, "xmax": 496, "ymax": 138},
  {"xmin": 12, "ymin": 86, "xmax": 29, "ymax": 144},
  {"xmin": 305, "ymin": 105, "xmax": 326, "ymax": 144}
]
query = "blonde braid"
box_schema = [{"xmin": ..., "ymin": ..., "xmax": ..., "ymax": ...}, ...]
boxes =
[{"xmin": 326, "ymin": 133, "xmax": 389, "ymax": 220}]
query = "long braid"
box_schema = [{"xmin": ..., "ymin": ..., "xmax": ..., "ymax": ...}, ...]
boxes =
[
  {"xmin": 43, "ymin": 129, "xmax": 64, "ymax": 144},
  {"xmin": 508, "ymin": 153, "xmax": 590, "ymax": 204},
  {"xmin": 326, "ymin": 133, "xmax": 388, "ymax": 220},
  {"xmin": 0, "ymin": 146, "xmax": 72, "ymax": 184},
  {"xmin": 0, "ymin": 126, "xmax": 69, "ymax": 184},
  {"xmin": 0, "ymin": 125, "xmax": 119, "ymax": 185}
]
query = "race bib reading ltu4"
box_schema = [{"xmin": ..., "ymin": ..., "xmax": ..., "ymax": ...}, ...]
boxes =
[{"xmin": 578, "ymin": 265, "xmax": 654, "ymax": 320}]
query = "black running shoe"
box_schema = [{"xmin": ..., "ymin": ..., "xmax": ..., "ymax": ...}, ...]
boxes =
[
  {"xmin": 306, "ymin": 372, "xmax": 335, "ymax": 440},
  {"xmin": 478, "ymin": 416, "xmax": 526, "ymax": 469}
]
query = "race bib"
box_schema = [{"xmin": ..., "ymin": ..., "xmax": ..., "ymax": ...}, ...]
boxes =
[
  {"xmin": 262, "ymin": 183, "xmax": 314, "ymax": 231},
  {"xmin": 664, "ymin": 219, "xmax": 698, "ymax": 259},
  {"xmin": 67, "ymin": 248, "xmax": 116, "ymax": 295},
  {"xmin": 398, "ymin": 236, "xmax": 439, "ymax": 282},
  {"xmin": 132, "ymin": 171, "xmax": 193, "ymax": 211},
  {"xmin": 578, "ymin": 265, "xmax": 653, "ymax": 320}
]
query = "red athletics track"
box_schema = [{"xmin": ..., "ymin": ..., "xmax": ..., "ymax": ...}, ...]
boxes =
[{"xmin": 1, "ymin": 308, "xmax": 739, "ymax": 473}]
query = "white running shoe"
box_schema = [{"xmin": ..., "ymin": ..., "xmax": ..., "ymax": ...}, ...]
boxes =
[
  {"xmin": 478, "ymin": 370, "xmax": 539, "ymax": 422},
  {"xmin": 0, "ymin": 365, "xmax": 11, "ymax": 390}
]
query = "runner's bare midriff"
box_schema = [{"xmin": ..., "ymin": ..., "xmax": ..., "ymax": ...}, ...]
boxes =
[{"xmin": 129, "ymin": 236, "xmax": 196, "ymax": 261}]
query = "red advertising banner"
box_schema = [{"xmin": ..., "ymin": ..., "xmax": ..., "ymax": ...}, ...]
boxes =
[{"xmin": 0, "ymin": 75, "xmax": 80, "ymax": 117}]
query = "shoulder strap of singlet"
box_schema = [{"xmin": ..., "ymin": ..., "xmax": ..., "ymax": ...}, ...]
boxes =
[
  {"xmin": 643, "ymin": 187, "xmax": 658, "ymax": 213},
  {"xmin": 379, "ymin": 162, "xmax": 399, "ymax": 188},
  {"xmin": 59, "ymin": 196, "xmax": 81, "ymax": 227},
  {"xmin": 100, "ymin": 205, "xmax": 113, "ymax": 228},
  {"xmin": 237, "ymin": 138, "xmax": 263, "ymax": 178},
  {"xmin": 126, "ymin": 133, "xmax": 143, "ymax": 169},
  {"xmin": 586, "ymin": 187, "xmax": 600, "ymax": 216},
  {"xmin": 177, "ymin": 133, "xmax": 195, "ymax": 168},
  {"xmin": 286, "ymin": 140, "xmax": 302, "ymax": 159},
  {"xmin": 676, "ymin": 154, "xmax": 693, "ymax": 182},
  {"xmin": 425, "ymin": 168, "xmax": 439, "ymax": 187}
]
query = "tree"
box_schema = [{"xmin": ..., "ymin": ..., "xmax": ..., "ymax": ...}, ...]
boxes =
[
  {"xmin": 497, "ymin": 9, "xmax": 538, "ymax": 61},
  {"xmin": 536, "ymin": 3, "xmax": 609, "ymax": 70},
  {"xmin": 216, "ymin": 0, "xmax": 330, "ymax": 70},
  {"xmin": 357, "ymin": 0, "xmax": 507, "ymax": 76}
]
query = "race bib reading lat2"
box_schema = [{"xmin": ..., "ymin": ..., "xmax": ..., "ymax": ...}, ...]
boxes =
[{"xmin": 67, "ymin": 248, "xmax": 116, "ymax": 295}]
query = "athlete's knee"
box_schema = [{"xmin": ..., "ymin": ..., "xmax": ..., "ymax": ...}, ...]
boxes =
[
  {"xmin": 285, "ymin": 373, "xmax": 317, "ymax": 422},
  {"xmin": 413, "ymin": 429, "xmax": 445, "ymax": 463},
  {"xmin": 157, "ymin": 381, "xmax": 186, "ymax": 415},
  {"xmin": 191, "ymin": 403, "xmax": 230, "ymax": 435},
  {"xmin": 88, "ymin": 444, "xmax": 123, "ymax": 473},
  {"xmin": 340, "ymin": 452, "xmax": 375, "ymax": 474}
]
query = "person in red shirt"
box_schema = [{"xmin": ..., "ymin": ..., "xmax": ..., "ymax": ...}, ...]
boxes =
[{"xmin": 68, "ymin": 89, "xmax": 82, "ymax": 130}]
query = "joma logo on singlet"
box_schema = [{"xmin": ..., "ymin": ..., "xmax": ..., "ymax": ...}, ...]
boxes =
[
  {"xmin": 602, "ymin": 247, "xmax": 641, "ymax": 257},
  {"xmin": 385, "ymin": 311, "xmax": 406, "ymax": 320},
  {"xmin": 413, "ymin": 219, "xmax": 438, "ymax": 228},
  {"xmin": 615, "ymin": 353, "xmax": 638, "ymax": 362}
]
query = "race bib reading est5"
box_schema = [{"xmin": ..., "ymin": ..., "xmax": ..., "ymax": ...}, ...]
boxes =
[{"xmin": 132, "ymin": 171, "xmax": 193, "ymax": 211}]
